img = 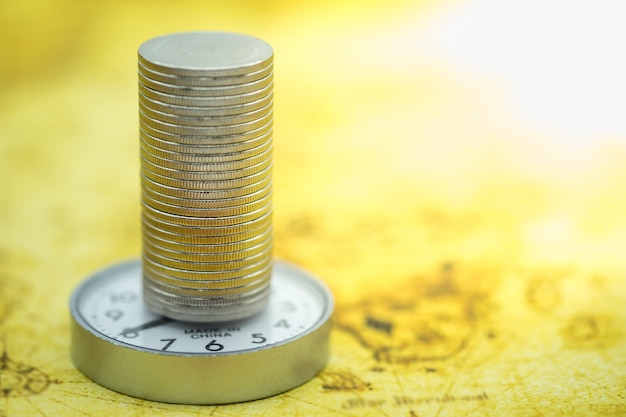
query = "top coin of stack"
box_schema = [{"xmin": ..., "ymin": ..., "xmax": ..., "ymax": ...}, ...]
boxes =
[{"xmin": 137, "ymin": 32, "xmax": 274, "ymax": 323}]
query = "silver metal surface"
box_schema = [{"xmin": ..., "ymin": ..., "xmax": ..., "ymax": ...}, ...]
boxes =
[
  {"xmin": 138, "ymin": 100, "xmax": 273, "ymax": 127},
  {"xmin": 138, "ymin": 32, "xmax": 273, "ymax": 77},
  {"xmin": 138, "ymin": 90, "xmax": 273, "ymax": 117},
  {"xmin": 142, "ymin": 208, "xmax": 272, "ymax": 235},
  {"xmin": 140, "ymin": 137, "xmax": 272, "ymax": 162},
  {"xmin": 139, "ymin": 109, "xmax": 273, "ymax": 136},
  {"xmin": 140, "ymin": 119, "xmax": 273, "ymax": 144},
  {"xmin": 142, "ymin": 238, "xmax": 273, "ymax": 263},
  {"xmin": 139, "ymin": 81, "xmax": 274, "ymax": 107},
  {"xmin": 137, "ymin": 60, "xmax": 273, "ymax": 87},
  {"xmin": 141, "ymin": 157, "xmax": 272, "ymax": 181},
  {"xmin": 141, "ymin": 164, "xmax": 272, "ymax": 190},
  {"xmin": 141, "ymin": 182, "xmax": 272, "ymax": 209},
  {"xmin": 138, "ymin": 71, "xmax": 274, "ymax": 97},
  {"xmin": 140, "ymin": 128, "xmax": 273, "ymax": 153}
]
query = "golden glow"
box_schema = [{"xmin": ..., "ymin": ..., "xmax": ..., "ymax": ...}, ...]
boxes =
[{"xmin": 1, "ymin": 0, "xmax": 625, "ymax": 415}]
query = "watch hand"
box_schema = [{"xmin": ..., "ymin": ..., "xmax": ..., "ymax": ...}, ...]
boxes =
[{"xmin": 118, "ymin": 317, "xmax": 172, "ymax": 339}]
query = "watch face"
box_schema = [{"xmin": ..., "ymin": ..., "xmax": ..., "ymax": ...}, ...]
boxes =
[{"xmin": 72, "ymin": 260, "xmax": 332, "ymax": 355}]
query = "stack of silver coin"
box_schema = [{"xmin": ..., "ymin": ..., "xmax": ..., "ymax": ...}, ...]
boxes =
[{"xmin": 137, "ymin": 32, "xmax": 274, "ymax": 322}]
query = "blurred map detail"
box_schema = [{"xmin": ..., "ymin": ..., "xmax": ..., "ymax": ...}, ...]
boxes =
[{"xmin": 1, "ymin": 0, "xmax": 625, "ymax": 415}]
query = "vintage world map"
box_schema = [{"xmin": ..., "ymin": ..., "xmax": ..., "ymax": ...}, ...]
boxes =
[{"xmin": 1, "ymin": 0, "xmax": 625, "ymax": 415}]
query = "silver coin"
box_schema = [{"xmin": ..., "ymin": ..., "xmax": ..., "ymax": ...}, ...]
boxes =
[
  {"xmin": 143, "ymin": 235, "xmax": 273, "ymax": 262},
  {"xmin": 143, "ymin": 199, "xmax": 272, "ymax": 223},
  {"xmin": 138, "ymin": 71, "xmax": 273, "ymax": 97},
  {"xmin": 138, "ymin": 100, "xmax": 272, "ymax": 127},
  {"xmin": 144, "ymin": 280, "xmax": 270, "ymax": 303},
  {"xmin": 139, "ymin": 89, "xmax": 273, "ymax": 117},
  {"xmin": 142, "ymin": 191, "xmax": 271, "ymax": 217},
  {"xmin": 142, "ymin": 215, "xmax": 271, "ymax": 243},
  {"xmin": 145, "ymin": 277, "xmax": 268, "ymax": 299},
  {"xmin": 143, "ymin": 264, "xmax": 272, "ymax": 286},
  {"xmin": 139, "ymin": 144, "xmax": 272, "ymax": 171},
  {"xmin": 141, "ymin": 292, "xmax": 270, "ymax": 314},
  {"xmin": 143, "ymin": 270, "xmax": 270, "ymax": 294},
  {"xmin": 143, "ymin": 254, "xmax": 272, "ymax": 280},
  {"xmin": 142, "ymin": 261, "xmax": 272, "ymax": 284},
  {"xmin": 143, "ymin": 276, "xmax": 270, "ymax": 299},
  {"xmin": 142, "ymin": 230, "xmax": 272, "ymax": 251},
  {"xmin": 142, "ymin": 277, "xmax": 271, "ymax": 299},
  {"xmin": 139, "ymin": 108, "xmax": 273, "ymax": 136},
  {"xmin": 143, "ymin": 249, "xmax": 271, "ymax": 274},
  {"xmin": 143, "ymin": 232, "xmax": 273, "ymax": 259},
  {"xmin": 138, "ymin": 32, "xmax": 273, "ymax": 77},
  {"xmin": 142, "ymin": 163, "xmax": 272, "ymax": 190},
  {"xmin": 139, "ymin": 100, "xmax": 272, "ymax": 127},
  {"xmin": 142, "ymin": 209, "xmax": 272, "ymax": 236},
  {"xmin": 143, "ymin": 237, "xmax": 273, "ymax": 264},
  {"xmin": 142, "ymin": 200, "xmax": 272, "ymax": 226},
  {"xmin": 141, "ymin": 156, "xmax": 271, "ymax": 181},
  {"xmin": 142, "ymin": 281, "xmax": 271, "ymax": 320},
  {"xmin": 140, "ymin": 119, "xmax": 272, "ymax": 145},
  {"xmin": 146, "ymin": 265, "xmax": 271, "ymax": 287},
  {"xmin": 142, "ymin": 181, "xmax": 271, "ymax": 209},
  {"xmin": 139, "ymin": 80, "xmax": 273, "ymax": 107},
  {"xmin": 140, "ymin": 135, "xmax": 272, "ymax": 162},
  {"xmin": 138, "ymin": 60, "xmax": 273, "ymax": 87},
  {"xmin": 144, "ymin": 242, "xmax": 272, "ymax": 270},
  {"xmin": 145, "ymin": 277, "xmax": 270, "ymax": 296},
  {"xmin": 142, "ymin": 195, "xmax": 271, "ymax": 219},
  {"xmin": 143, "ymin": 228, "xmax": 272, "ymax": 254},
  {"xmin": 140, "ymin": 127, "xmax": 272, "ymax": 153},
  {"xmin": 142, "ymin": 218, "xmax": 272, "ymax": 243},
  {"xmin": 142, "ymin": 217, "xmax": 272, "ymax": 243},
  {"xmin": 143, "ymin": 259, "xmax": 273, "ymax": 284},
  {"xmin": 140, "ymin": 145, "xmax": 271, "ymax": 172},
  {"xmin": 142, "ymin": 282, "xmax": 271, "ymax": 319},
  {"xmin": 141, "ymin": 173, "xmax": 272, "ymax": 199}
]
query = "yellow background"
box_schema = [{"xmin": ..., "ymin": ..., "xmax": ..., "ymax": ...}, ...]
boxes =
[{"xmin": 1, "ymin": 0, "xmax": 625, "ymax": 415}]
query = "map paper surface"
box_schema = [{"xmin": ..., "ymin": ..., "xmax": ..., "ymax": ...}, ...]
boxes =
[{"xmin": 1, "ymin": 1, "xmax": 625, "ymax": 415}]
